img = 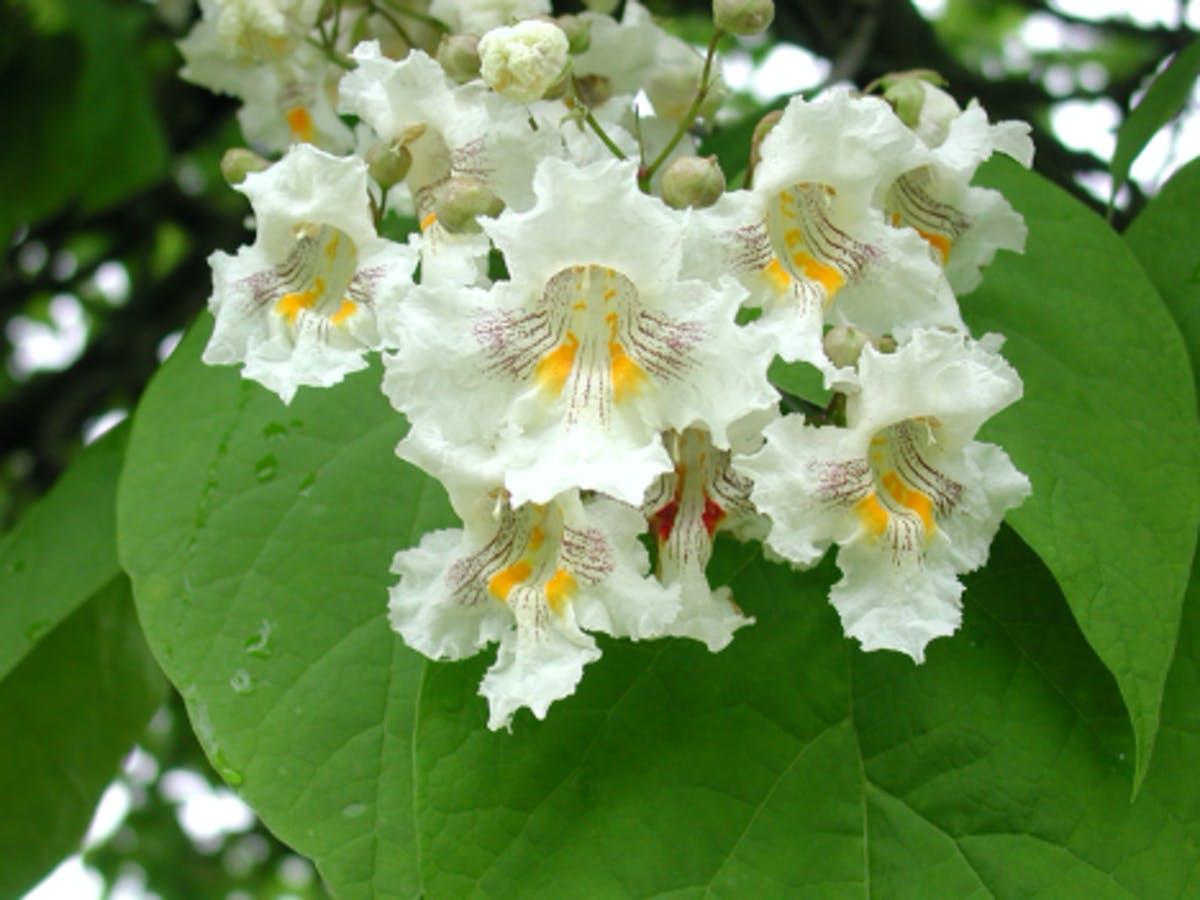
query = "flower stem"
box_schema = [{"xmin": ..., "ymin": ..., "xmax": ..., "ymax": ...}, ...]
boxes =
[
  {"xmin": 378, "ymin": 0, "xmax": 450, "ymax": 33},
  {"xmin": 638, "ymin": 29, "xmax": 723, "ymax": 191}
]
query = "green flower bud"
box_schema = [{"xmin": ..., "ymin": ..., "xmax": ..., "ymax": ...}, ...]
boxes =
[
  {"xmin": 556, "ymin": 14, "xmax": 591, "ymax": 54},
  {"xmin": 713, "ymin": 0, "xmax": 775, "ymax": 36},
  {"xmin": 747, "ymin": 108, "xmax": 783, "ymax": 178},
  {"xmin": 220, "ymin": 147, "xmax": 270, "ymax": 186},
  {"xmin": 437, "ymin": 33, "xmax": 481, "ymax": 83},
  {"xmin": 823, "ymin": 326, "xmax": 870, "ymax": 368},
  {"xmin": 873, "ymin": 335, "xmax": 898, "ymax": 354},
  {"xmin": 661, "ymin": 155, "xmax": 726, "ymax": 209},
  {"xmin": 432, "ymin": 177, "xmax": 505, "ymax": 234},
  {"xmin": 366, "ymin": 141, "xmax": 413, "ymax": 190}
]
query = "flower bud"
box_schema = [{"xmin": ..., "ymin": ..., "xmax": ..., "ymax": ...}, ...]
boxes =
[
  {"xmin": 478, "ymin": 20, "xmax": 570, "ymax": 104},
  {"xmin": 437, "ymin": 33, "xmax": 482, "ymax": 83},
  {"xmin": 220, "ymin": 147, "xmax": 270, "ymax": 186},
  {"xmin": 747, "ymin": 108, "xmax": 783, "ymax": 178},
  {"xmin": 713, "ymin": 0, "xmax": 774, "ymax": 36},
  {"xmin": 661, "ymin": 155, "xmax": 726, "ymax": 209},
  {"xmin": 823, "ymin": 326, "xmax": 870, "ymax": 369},
  {"xmin": 574, "ymin": 74, "xmax": 613, "ymax": 108},
  {"xmin": 877, "ymin": 71, "xmax": 954, "ymax": 146},
  {"xmin": 873, "ymin": 335, "xmax": 898, "ymax": 354},
  {"xmin": 366, "ymin": 141, "xmax": 413, "ymax": 190},
  {"xmin": 432, "ymin": 177, "xmax": 505, "ymax": 233},
  {"xmin": 556, "ymin": 14, "xmax": 591, "ymax": 54},
  {"xmin": 646, "ymin": 65, "xmax": 726, "ymax": 122}
]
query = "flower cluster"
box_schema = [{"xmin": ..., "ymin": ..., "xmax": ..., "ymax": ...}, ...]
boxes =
[{"xmin": 187, "ymin": 0, "xmax": 1033, "ymax": 729}]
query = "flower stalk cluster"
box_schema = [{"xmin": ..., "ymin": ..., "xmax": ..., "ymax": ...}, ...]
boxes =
[{"xmin": 185, "ymin": 0, "xmax": 1034, "ymax": 729}]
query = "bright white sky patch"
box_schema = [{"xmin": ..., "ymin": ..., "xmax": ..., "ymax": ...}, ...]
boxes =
[
  {"xmin": 1050, "ymin": 0, "xmax": 1193, "ymax": 28},
  {"xmin": 1052, "ymin": 97, "xmax": 1122, "ymax": 158},
  {"xmin": 6, "ymin": 294, "xmax": 88, "ymax": 378},
  {"xmin": 83, "ymin": 408, "xmax": 129, "ymax": 446}
]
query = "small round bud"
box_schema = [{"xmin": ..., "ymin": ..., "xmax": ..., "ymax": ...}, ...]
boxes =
[
  {"xmin": 478, "ymin": 20, "xmax": 570, "ymax": 104},
  {"xmin": 574, "ymin": 74, "xmax": 613, "ymax": 108},
  {"xmin": 876, "ymin": 71, "xmax": 954, "ymax": 146},
  {"xmin": 713, "ymin": 0, "xmax": 774, "ymax": 36},
  {"xmin": 873, "ymin": 335, "xmax": 898, "ymax": 354},
  {"xmin": 432, "ymin": 177, "xmax": 505, "ymax": 233},
  {"xmin": 661, "ymin": 155, "xmax": 726, "ymax": 209},
  {"xmin": 646, "ymin": 64, "xmax": 726, "ymax": 122},
  {"xmin": 747, "ymin": 108, "xmax": 783, "ymax": 177},
  {"xmin": 437, "ymin": 33, "xmax": 481, "ymax": 83},
  {"xmin": 823, "ymin": 326, "xmax": 870, "ymax": 369},
  {"xmin": 220, "ymin": 147, "xmax": 270, "ymax": 186},
  {"xmin": 366, "ymin": 141, "xmax": 413, "ymax": 189},
  {"xmin": 556, "ymin": 14, "xmax": 591, "ymax": 54}
]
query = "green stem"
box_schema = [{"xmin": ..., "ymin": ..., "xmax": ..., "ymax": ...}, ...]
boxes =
[
  {"xmin": 584, "ymin": 109, "xmax": 628, "ymax": 160},
  {"xmin": 369, "ymin": 1, "xmax": 414, "ymax": 47},
  {"xmin": 639, "ymin": 29, "xmax": 723, "ymax": 190},
  {"xmin": 305, "ymin": 35, "xmax": 354, "ymax": 70}
]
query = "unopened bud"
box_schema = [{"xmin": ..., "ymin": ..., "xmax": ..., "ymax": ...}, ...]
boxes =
[
  {"xmin": 437, "ymin": 33, "xmax": 481, "ymax": 83},
  {"xmin": 433, "ymin": 177, "xmax": 505, "ymax": 233},
  {"xmin": 874, "ymin": 335, "xmax": 898, "ymax": 354},
  {"xmin": 556, "ymin": 14, "xmax": 591, "ymax": 54},
  {"xmin": 877, "ymin": 71, "xmax": 953, "ymax": 146},
  {"xmin": 661, "ymin": 155, "xmax": 726, "ymax": 209},
  {"xmin": 823, "ymin": 326, "xmax": 870, "ymax": 369},
  {"xmin": 747, "ymin": 108, "xmax": 783, "ymax": 175},
  {"xmin": 713, "ymin": 0, "xmax": 774, "ymax": 36},
  {"xmin": 574, "ymin": 74, "xmax": 613, "ymax": 108},
  {"xmin": 366, "ymin": 141, "xmax": 413, "ymax": 189},
  {"xmin": 478, "ymin": 20, "xmax": 570, "ymax": 104},
  {"xmin": 221, "ymin": 147, "xmax": 270, "ymax": 186},
  {"xmin": 647, "ymin": 64, "xmax": 726, "ymax": 122}
]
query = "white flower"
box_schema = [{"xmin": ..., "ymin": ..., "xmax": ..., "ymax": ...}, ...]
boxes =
[
  {"xmin": 203, "ymin": 144, "xmax": 416, "ymax": 403},
  {"xmin": 690, "ymin": 91, "xmax": 961, "ymax": 376},
  {"xmin": 428, "ymin": 0, "xmax": 551, "ymax": 35},
  {"xmin": 382, "ymin": 157, "xmax": 779, "ymax": 507},
  {"xmin": 641, "ymin": 427, "xmax": 767, "ymax": 650},
  {"xmin": 389, "ymin": 488, "xmax": 679, "ymax": 730},
  {"xmin": 478, "ymin": 20, "xmax": 570, "ymax": 104},
  {"xmin": 741, "ymin": 329, "xmax": 1030, "ymax": 662},
  {"xmin": 885, "ymin": 82, "xmax": 1034, "ymax": 293}
]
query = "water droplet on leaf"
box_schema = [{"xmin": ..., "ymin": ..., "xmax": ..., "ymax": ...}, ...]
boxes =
[
  {"xmin": 342, "ymin": 803, "xmax": 367, "ymax": 819},
  {"xmin": 255, "ymin": 455, "xmax": 278, "ymax": 482},
  {"xmin": 230, "ymin": 669, "xmax": 254, "ymax": 694}
]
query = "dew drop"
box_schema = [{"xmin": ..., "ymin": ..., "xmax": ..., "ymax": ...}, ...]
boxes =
[
  {"xmin": 230, "ymin": 669, "xmax": 254, "ymax": 695},
  {"xmin": 263, "ymin": 422, "xmax": 288, "ymax": 444},
  {"xmin": 212, "ymin": 750, "xmax": 244, "ymax": 787},
  {"xmin": 244, "ymin": 619, "xmax": 274, "ymax": 657},
  {"xmin": 289, "ymin": 419, "xmax": 303, "ymax": 429},
  {"xmin": 298, "ymin": 472, "xmax": 316, "ymax": 497},
  {"xmin": 6, "ymin": 558, "xmax": 26, "ymax": 574},
  {"xmin": 341, "ymin": 803, "xmax": 367, "ymax": 819},
  {"xmin": 23, "ymin": 620, "xmax": 51, "ymax": 642},
  {"xmin": 255, "ymin": 455, "xmax": 278, "ymax": 482}
]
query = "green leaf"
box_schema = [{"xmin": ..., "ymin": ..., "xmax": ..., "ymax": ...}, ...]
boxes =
[
  {"xmin": 0, "ymin": 576, "xmax": 167, "ymax": 898},
  {"xmin": 119, "ymin": 314, "xmax": 1200, "ymax": 896},
  {"xmin": 967, "ymin": 159, "xmax": 1200, "ymax": 790},
  {"xmin": 1124, "ymin": 155, "xmax": 1200, "ymax": 393},
  {"xmin": 0, "ymin": 423, "xmax": 127, "ymax": 681},
  {"xmin": 767, "ymin": 355, "xmax": 832, "ymax": 405},
  {"xmin": 117, "ymin": 320, "xmax": 456, "ymax": 898},
  {"xmin": 1110, "ymin": 38, "xmax": 1200, "ymax": 203}
]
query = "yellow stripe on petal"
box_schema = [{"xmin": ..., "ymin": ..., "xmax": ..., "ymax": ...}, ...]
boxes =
[
  {"xmin": 285, "ymin": 107, "xmax": 314, "ymax": 143},
  {"xmin": 420, "ymin": 213, "xmax": 437, "ymax": 231},
  {"xmin": 544, "ymin": 568, "xmax": 577, "ymax": 614},
  {"xmin": 882, "ymin": 470, "xmax": 936, "ymax": 535},
  {"xmin": 488, "ymin": 560, "xmax": 532, "ymax": 601},
  {"xmin": 535, "ymin": 332, "xmax": 579, "ymax": 395},
  {"xmin": 855, "ymin": 492, "xmax": 889, "ymax": 539},
  {"xmin": 761, "ymin": 258, "xmax": 792, "ymax": 294},
  {"xmin": 275, "ymin": 289, "xmax": 317, "ymax": 324},
  {"xmin": 792, "ymin": 251, "xmax": 845, "ymax": 299},
  {"xmin": 330, "ymin": 299, "xmax": 358, "ymax": 325},
  {"xmin": 917, "ymin": 229, "xmax": 952, "ymax": 263}
]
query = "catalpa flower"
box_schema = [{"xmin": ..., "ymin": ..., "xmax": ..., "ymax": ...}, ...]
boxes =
[
  {"xmin": 696, "ymin": 91, "xmax": 960, "ymax": 370},
  {"xmin": 203, "ymin": 144, "xmax": 416, "ymax": 403},
  {"xmin": 382, "ymin": 157, "xmax": 778, "ymax": 507},
  {"xmin": 884, "ymin": 81, "xmax": 1034, "ymax": 293},
  {"xmin": 390, "ymin": 488, "xmax": 679, "ymax": 730},
  {"xmin": 642, "ymin": 427, "xmax": 766, "ymax": 651},
  {"xmin": 741, "ymin": 329, "xmax": 1030, "ymax": 662}
]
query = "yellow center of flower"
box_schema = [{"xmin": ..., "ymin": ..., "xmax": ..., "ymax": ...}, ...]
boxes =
[{"xmin": 271, "ymin": 223, "xmax": 360, "ymax": 330}]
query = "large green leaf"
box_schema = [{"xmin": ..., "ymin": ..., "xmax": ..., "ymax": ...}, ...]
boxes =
[
  {"xmin": 966, "ymin": 159, "xmax": 1200, "ymax": 789},
  {"xmin": 117, "ymin": 320, "xmax": 456, "ymax": 898},
  {"xmin": 1125, "ymin": 154, "xmax": 1200, "ymax": 392},
  {"xmin": 1110, "ymin": 38, "xmax": 1200, "ymax": 204},
  {"xmin": 0, "ymin": 422, "xmax": 127, "ymax": 681},
  {"xmin": 0, "ymin": 576, "xmax": 167, "ymax": 898},
  {"xmin": 120, "ymin": 315, "xmax": 1200, "ymax": 896}
]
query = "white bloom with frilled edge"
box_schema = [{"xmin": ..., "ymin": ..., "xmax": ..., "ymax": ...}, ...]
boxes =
[
  {"xmin": 642, "ymin": 426, "xmax": 768, "ymax": 651},
  {"xmin": 203, "ymin": 144, "xmax": 416, "ymax": 403},
  {"xmin": 382, "ymin": 157, "xmax": 779, "ymax": 506},
  {"xmin": 886, "ymin": 82, "xmax": 1034, "ymax": 293},
  {"xmin": 389, "ymin": 488, "xmax": 679, "ymax": 730},
  {"xmin": 478, "ymin": 20, "xmax": 569, "ymax": 104},
  {"xmin": 741, "ymin": 329, "xmax": 1030, "ymax": 662},
  {"xmin": 689, "ymin": 92, "xmax": 960, "ymax": 376}
]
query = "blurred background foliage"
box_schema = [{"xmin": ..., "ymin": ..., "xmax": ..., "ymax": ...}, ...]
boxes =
[{"xmin": 1, "ymin": 0, "xmax": 1195, "ymax": 896}]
